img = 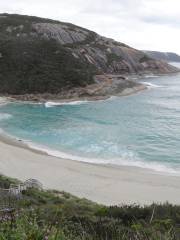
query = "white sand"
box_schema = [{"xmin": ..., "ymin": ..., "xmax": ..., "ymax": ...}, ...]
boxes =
[{"xmin": 0, "ymin": 134, "xmax": 180, "ymax": 206}]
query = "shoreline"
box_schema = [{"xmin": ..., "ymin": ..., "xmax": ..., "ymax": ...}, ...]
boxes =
[
  {"xmin": 0, "ymin": 130, "xmax": 178, "ymax": 176},
  {"xmin": 1, "ymin": 74, "xmax": 148, "ymax": 103},
  {"xmin": 1, "ymin": 72, "xmax": 180, "ymax": 205},
  {"xmin": 0, "ymin": 82, "xmax": 147, "ymax": 106},
  {"xmin": 3, "ymin": 70, "xmax": 180, "ymax": 104},
  {"xmin": 0, "ymin": 132, "xmax": 180, "ymax": 205},
  {"xmin": 2, "ymin": 71, "xmax": 180, "ymax": 104},
  {"xmin": 1, "ymin": 85, "xmax": 147, "ymax": 104}
]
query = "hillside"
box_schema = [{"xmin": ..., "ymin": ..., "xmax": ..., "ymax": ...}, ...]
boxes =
[
  {"xmin": 0, "ymin": 13, "xmax": 178, "ymax": 96},
  {"xmin": 144, "ymin": 50, "xmax": 180, "ymax": 63},
  {"xmin": 1, "ymin": 175, "xmax": 180, "ymax": 239}
]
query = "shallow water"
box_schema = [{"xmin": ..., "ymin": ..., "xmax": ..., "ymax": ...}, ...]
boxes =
[{"xmin": 0, "ymin": 65, "xmax": 180, "ymax": 174}]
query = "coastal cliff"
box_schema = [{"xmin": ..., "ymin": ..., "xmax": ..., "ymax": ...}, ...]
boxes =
[
  {"xmin": 0, "ymin": 14, "xmax": 178, "ymax": 98},
  {"xmin": 144, "ymin": 50, "xmax": 180, "ymax": 63}
]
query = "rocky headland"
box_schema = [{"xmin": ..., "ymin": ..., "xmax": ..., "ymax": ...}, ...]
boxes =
[
  {"xmin": 144, "ymin": 50, "xmax": 180, "ymax": 63},
  {"xmin": 7, "ymin": 74, "xmax": 147, "ymax": 103},
  {"xmin": 0, "ymin": 13, "xmax": 179, "ymax": 101}
]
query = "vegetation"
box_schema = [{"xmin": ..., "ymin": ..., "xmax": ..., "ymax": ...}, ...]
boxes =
[
  {"xmin": 0, "ymin": 36, "xmax": 96, "ymax": 94},
  {"xmin": 107, "ymin": 53, "xmax": 122, "ymax": 65},
  {"xmin": 0, "ymin": 13, "xmax": 177, "ymax": 96},
  {"xmin": 0, "ymin": 175, "xmax": 20, "ymax": 188},
  {"xmin": 0, "ymin": 175, "xmax": 180, "ymax": 239},
  {"xmin": 0, "ymin": 13, "xmax": 92, "ymax": 38},
  {"xmin": 139, "ymin": 54, "xmax": 153, "ymax": 63},
  {"xmin": 0, "ymin": 14, "xmax": 97, "ymax": 95}
]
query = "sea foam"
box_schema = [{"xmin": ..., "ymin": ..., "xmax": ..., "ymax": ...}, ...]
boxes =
[
  {"xmin": 0, "ymin": 97, "xmax": 9, "ymax": 106},
  {"xmin": 143, "ymin": 74, "xmax": 159, "ymax": 78},
  {"xmin": 26, "ymin": 141, "xmax": 180, "ymax": 176},
  {"xmin": 44, "ymin": 96, "xmax": 117, "ymax": 108},
  {"xmin": 142, "ymin": 82, "xmax": 163, "ymax": 89},
  {"xmin": 45, "ymin": 100, "xmax": 90, "ymax": 108},
  {"xmin": 0, "ymin": 113, "xmax": 12, "ymax": 121}
]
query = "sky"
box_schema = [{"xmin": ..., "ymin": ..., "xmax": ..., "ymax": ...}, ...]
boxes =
[{"xmin": 1, "ymin": 0, "xmax": 180, "ymax": 54}]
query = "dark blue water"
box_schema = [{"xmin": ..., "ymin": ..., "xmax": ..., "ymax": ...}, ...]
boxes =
[{"xmin": 0, "ymin": 68, "xmax": 180, "ymax": 174}]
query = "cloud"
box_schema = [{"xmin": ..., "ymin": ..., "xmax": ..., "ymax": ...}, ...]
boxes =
[
  {"xmin": 0, "ymin": 0, "xmax": 180, "ymax": 54},
  {"xmin": 142, "ymin": 15, "xmax": 180, "ymax": 28}
]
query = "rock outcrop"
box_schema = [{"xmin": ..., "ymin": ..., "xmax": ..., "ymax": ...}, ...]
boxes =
[
  {"xmin": 0, "ymin": 13, "xmax": 179, "ymax": 96},
  {"xmin": 144, "ymin": 51, "xmax": 180, "ymax": 63},
  {"xmin": 32, "ymin": 22, "xmax": 179, "ymax": 74}
]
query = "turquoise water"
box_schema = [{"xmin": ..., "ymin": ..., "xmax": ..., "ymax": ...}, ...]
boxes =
[{"xmin": 0, "ymin": 68, "xmax": 180, "ymax": 174}]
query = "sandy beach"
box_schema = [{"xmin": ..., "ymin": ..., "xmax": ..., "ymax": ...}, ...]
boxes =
[{"xmin": 0, "ymin": 133, "xmax": 180, "ymax": 206}]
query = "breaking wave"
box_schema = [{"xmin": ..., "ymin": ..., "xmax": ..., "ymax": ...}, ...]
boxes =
[
  {"xmin": 26, "ymin": 141, "xmax": 179, "ymax": 176},
  {"xmin": 0, "ymin": 97, "xmax": 9, "ymax": 106},
  {"xmin": 142, "ymin": 82, "xmax": 163, "ymax": 89},
  {"xmin": 44, "ymin": 97, "xmax": 114, "ymax": 108},
  {"xmin": 45, "ymin": 100, "xmax": 90, "ymax": 108},
  {"xmin": 0, "ymin": 113, "xmax": 12, "ymax": 121}
]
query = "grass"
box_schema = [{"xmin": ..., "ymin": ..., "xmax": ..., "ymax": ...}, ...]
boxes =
[{"xmin": 0, "ymin": 175, "xmax": 180, "ymax": 239}]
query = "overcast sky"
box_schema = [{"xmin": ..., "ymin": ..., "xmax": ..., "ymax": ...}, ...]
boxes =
[{"xmin": 1, "ymin": 0, "xmax": 180, "ymax": 54}]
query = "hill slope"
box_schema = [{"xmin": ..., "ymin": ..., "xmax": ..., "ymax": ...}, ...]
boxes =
[
  {"xmin": 1, "ymin": 175, "xmax": 180, "ymax": 239},
  {"xmin": 144, "ymin": 50, "xmax": 180, "ymax": 63},
  {"xmin": 0, "ymin": 14, "xmax": 178, "ymax": 95}
]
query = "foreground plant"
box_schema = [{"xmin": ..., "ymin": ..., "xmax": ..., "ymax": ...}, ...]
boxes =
[{"xmin": 0, "ymin": 175, "xmax": 180, "ymax": 240}]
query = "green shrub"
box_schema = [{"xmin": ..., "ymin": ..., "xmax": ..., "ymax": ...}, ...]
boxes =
[{"xmin": 1, "ymin": 175, "xmax": 180, "ymax": 239}]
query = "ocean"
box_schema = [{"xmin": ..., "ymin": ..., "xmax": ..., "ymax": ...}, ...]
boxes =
[{"xmin": 0, "ymin": 63, "xmax": 180, "ymax": 175}]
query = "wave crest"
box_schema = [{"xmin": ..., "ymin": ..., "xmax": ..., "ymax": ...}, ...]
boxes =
[
  {"xmin": 0, "ymin": 113, "xmax": 12, "ymax": 121},
  {"xmin": 45, "ymin": 100, "xmax": 89, "ymax": 108},
  {"xmin": 27, "ymin": 142, "xmax": 179, "ymax": 176},
  {"xmin": 142, "ymin": 82, "xmax": 163, "ymax": 89},
  {"xmin": 0, "ymin": 97, "xmax": 9, "ymax": 106}
]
